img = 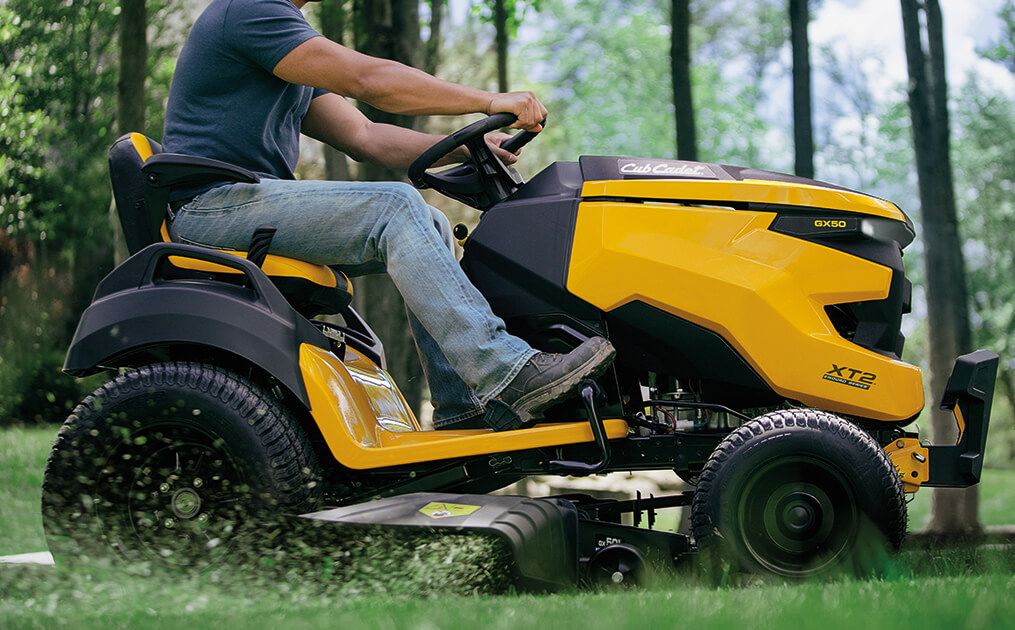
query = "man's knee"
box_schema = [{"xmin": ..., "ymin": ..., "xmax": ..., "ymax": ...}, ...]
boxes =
[
  {"xmin": 386, "ymin": 183, "xmax": 453, "ymax": 246},
  {"xmin": 386, "ymin": 182, "xmax": 428, "ymax": 211},
  {"xmin": 428, "ymin": 206, "xmax": 455, "ymax": 252}
]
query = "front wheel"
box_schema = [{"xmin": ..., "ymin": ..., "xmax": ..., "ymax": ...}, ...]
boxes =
[
  {"xmin": 690, "ymin": 409, "xmax": 906, "ymax": 580},
  {"xmin": 42, "ymin": 362, "xmax": 323, "ymax": 569}
]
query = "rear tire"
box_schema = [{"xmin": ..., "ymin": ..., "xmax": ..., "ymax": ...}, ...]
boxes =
[
  {"xmin": 691, "ymin": 409, "xmax": 906, "ymax": 580},
  {"xmin": 42, "ymin": 362, "xmax": 323, "ymax": 569}
]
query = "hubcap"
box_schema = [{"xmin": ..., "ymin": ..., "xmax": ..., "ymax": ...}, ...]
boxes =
[
  {"xmin": 98, "ymin": 422, "xmax": 248, "ymax": 567},
  {"xmin": 171, "ymin": 488, "xmax": 202, "ymax": 519},
  {"xmin": 737, "ymin": 457, "xmax": 858, "ymax": 577}
]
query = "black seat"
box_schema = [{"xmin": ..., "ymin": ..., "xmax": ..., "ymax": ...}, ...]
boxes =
[{"xmin": 108, "ymin": 133, "xmax": 353, "ymax": 316}]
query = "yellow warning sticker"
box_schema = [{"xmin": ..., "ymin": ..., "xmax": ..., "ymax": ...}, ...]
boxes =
[{"xmin": 418, "ymin": 502, "xmax": 481, "ymax": 519}]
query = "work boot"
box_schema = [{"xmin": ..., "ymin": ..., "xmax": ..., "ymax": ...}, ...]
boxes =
[{"xmin": 488, "ymin": 336, "xmax": 616, "ymax": 429}]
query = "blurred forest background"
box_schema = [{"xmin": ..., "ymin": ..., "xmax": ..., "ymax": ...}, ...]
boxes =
[{"xmin": 1, "ymin": 0, "xmax": 1013, "ymax": 535}]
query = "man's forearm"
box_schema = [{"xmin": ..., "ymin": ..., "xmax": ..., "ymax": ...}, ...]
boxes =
[
  {"xmin": 353, "ymin": 58, "xmax": 494, "ymax": 117},
  {"xmin": 277, "ymin": 37, "xmax": 544, "ymax": 130},
  {"xmin": 351, "ymin": 123, "xmax": 460, "ymax": 169},
  {"xmin": 276, "ymin": 38, "xmax": 493, "ymax": 117}
]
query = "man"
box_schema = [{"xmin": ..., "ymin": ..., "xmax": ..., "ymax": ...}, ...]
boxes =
[{"xmin": 162, "ymin": 0, "xmax": 614, "ymax": 431}]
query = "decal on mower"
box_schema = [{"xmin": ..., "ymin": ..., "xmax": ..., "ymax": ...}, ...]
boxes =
[
  {"xmin": 823, "ymin": 364, "xmax": 877, "ymax": 390},
  {"xmin": 418, "ymin": 502, "xmax": 482, "ymax": 519},
  {"xmin": 617, "ymin": 159, "xmax": 717, "ymax": 179}
]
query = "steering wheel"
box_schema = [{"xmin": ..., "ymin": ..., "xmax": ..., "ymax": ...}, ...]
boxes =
[{"xmin": 408, "ymin": 112, "xmax": 542, "ymax": 211}]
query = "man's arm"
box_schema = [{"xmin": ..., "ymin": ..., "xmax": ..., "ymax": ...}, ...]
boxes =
[
  {"xmin": 273, "ymin": 36, "xmax": 546, "ymax": 130},
  {"xmin": 302, "ymin": 93, "xmax": 520, "ymax": 170}
]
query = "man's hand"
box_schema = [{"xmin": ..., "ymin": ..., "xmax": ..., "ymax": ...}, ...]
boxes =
[
  {"xmin": 487, "ymin": 92, "xmax": 547, "ymax": 131},
  {"xmin": 487, "ymin": 131, "xmax": 522, "ymax": 164},
  {"xmin": 442, "ymin": 132, "xmax": 522, "ymax": 166}
]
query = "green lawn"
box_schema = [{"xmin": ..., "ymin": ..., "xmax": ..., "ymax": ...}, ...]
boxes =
[
  {"xmin": 2, "ymin": 425, "xmax": 1014, "ymax": 629},
  {"xmin": 1, "ymin": 563, "xmax": 1013, "ymax": 630},
  {"xmin": 0, "ymin": 425, "xmax": 55, "ymax": 555}
]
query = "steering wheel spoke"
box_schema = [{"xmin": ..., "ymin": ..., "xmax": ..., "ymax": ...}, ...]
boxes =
[{"xmin": 408, "ymin": 113, "xmax": 543, "ymax": 211}]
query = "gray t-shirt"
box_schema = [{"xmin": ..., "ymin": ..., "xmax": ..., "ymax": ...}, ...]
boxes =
[{"xmin": 162, "ymin": 0, "xmax": 325, "ymax": 181}]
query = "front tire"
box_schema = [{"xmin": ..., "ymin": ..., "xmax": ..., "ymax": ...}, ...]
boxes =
[
  {"xmin": 690, "ymin": 409, "xmax": 906, "ymax": 580},
  {"xmin": 42, "ymin": 362, "xmax": 323, "ymax": 568}
]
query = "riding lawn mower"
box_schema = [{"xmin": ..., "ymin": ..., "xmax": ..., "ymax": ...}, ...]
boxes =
[{"xmin": 40, "ymin": 114, "xmax": 999, "ymax": 588}]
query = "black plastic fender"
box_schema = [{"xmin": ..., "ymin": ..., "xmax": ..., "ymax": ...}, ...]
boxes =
[{"xmin": 64, "ymin": 242, "xmax": 329, "ymax": 407}]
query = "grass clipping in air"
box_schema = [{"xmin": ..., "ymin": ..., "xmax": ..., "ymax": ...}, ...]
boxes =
[
  {"xmin": 255, "ymin": 521, "xmax": 518, "ymax": 596},
  {"xmin": 38, "ymin": 517, "xmax": 518, "ymax": 599}
]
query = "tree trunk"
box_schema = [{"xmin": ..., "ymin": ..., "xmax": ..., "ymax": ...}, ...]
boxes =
[
  {"xmin": 319, "ymin": 0, "xmax": 350, "ymax": 181},
  {"xmin": 789, "ymin": 0, "xmax": 814, "ymax": 179},
  {"xmin": 494, "ymin": 0, "xmax": 509, "ymax": 93},
  {"xmin": 1001, "ymin": 373, "xmax": 1015, "ymax": 462},
  {"xmin": 424, "ymin": 0, "xmax": 445, "ymax": 77},
  {"xmin": 901, "ymin": 0, "xmax": 978, "ymax": 537},
  {"xmin": 671, "ymin": 0, "xmax": 697, "ymax": 161},
  {"xmin": 112, "ymin": 0, "xmax": 147, "ymax": 264},
  {"xmin": 351, "ymin": 0, "xmax": 426, "ymax": 415}
]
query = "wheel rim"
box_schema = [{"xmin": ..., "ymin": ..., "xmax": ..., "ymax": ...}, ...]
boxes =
[
  {"xmin": 588, "ymin": 545, "xmax": 644, "ymax": 587},
  {"xmin": 735, "ymin": 456, "xmax": 858, "ymax": 577},
  {"xmin": 98, "ymin": 422, "xmax": 251, "ymax": 567}
]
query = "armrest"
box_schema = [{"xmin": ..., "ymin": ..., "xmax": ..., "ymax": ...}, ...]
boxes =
[{"xmin": 141, "ymin": 152, "xmax": 260, "ymax": 189}]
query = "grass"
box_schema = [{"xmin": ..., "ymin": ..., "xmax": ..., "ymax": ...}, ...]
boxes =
[
  {"xmin": 0, "ymin": 425, "xmax": 55, "ymax": 555},
  {"xmin": 3, "ymin": 425, "xmax": 1015, "ymax": 629},
  {"xmin": 1, "ymin": 561, "xmax": 1014, "ymax": 630}
]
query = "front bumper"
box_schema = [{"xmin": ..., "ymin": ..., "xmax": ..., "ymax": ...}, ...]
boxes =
[{"xmin": 886, "ymin": 350, "xmax": 999, "ymax": 492}]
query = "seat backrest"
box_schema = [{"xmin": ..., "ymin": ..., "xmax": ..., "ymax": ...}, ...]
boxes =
[
  {"xmin": 109, "ymin": 133, "xmax": 165, "ymax": 255},
  {"xmin": 107, "ymin": 132, "xmax": 355, "ymax": 317}
]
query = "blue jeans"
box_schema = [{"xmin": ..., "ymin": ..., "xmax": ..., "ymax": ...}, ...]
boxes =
[{"xmin": 167, "ymin": 179, "xmax": 537, "ymax": 428}]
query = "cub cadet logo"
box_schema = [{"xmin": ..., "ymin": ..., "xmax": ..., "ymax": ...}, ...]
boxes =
[
  {"xmin": 814, "ymin": 219, "xmax": 847, "ymax": 228},
  {"xmin": 823, "ymin": 364, "xmax": 876, "ymax": 390},
  {"xmin": 618, "ymin": 160, "xmax": 712, "ymax": 177}
]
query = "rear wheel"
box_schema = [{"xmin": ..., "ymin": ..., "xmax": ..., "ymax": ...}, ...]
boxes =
[
  {"xmin": 691, "ymin": 409, "xmax": 906, "ymax": 580},
  {"xmin": 42, "ymin": 362, "xmax": 323, "ymax": 569}
]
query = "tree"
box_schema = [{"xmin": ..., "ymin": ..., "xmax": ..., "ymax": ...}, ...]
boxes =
[
  {"xmin": 953, "ymin": 11, "xmax": 1015, "ymax": 463},
  {"xmin": 901, "ymin": 0, "xmax": 978, "ymax": 536},
  {"xmin": 692, "ymin": 0, "xmax": 789, "ymax": 167},
  {"xmin": 111, "ymin": 0, "xmax": 148, "ymax": 264},
  {"xmin": 317, "ymin": 0, "xmax": 351, "ymax": 182},
  {"xmin": 0, "ymin": 0, "xmax": 119, "ymax": 254},
  {"xmin": 1, "ymin": 0, "xmax": 180, "ymax": 424},
  {"xmin": 523, "ymin": 0, "xmax": 676, "ymax": 162},
  {"xmin": 423, "ymin": 0, "xmax": 446, "ymax": 76},
  {"xmin": 474, "ymin": 0, "xmax": 541, "ymax": 93},
  {"xmin": 494, "ymin": 0, "xmax": 509, "ymax": 92},
  {"xmin": 671, "ymin": 0, "xmax": 697, "ymax": 160},
  {"xmin": 118, "ymin": 0, "xmax": 147, "ymax": 137},
  {"xmin": 1, "ymin": 0, "xmax": 121, "ymax": 423},
  {"xmin": 955, "ymin": 80, "xmax": 1015, "ymax": 460},
  {"xmin": 789, "ymin": 0, "xmax": 814, "ymax": 178},
  {"xmin": 981, "ymin": 0, "xmax": 1015, "ymax": 72},
  {"xmin": 813, "ymin": 46, "xmax": 914, "ymax": 196}
]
